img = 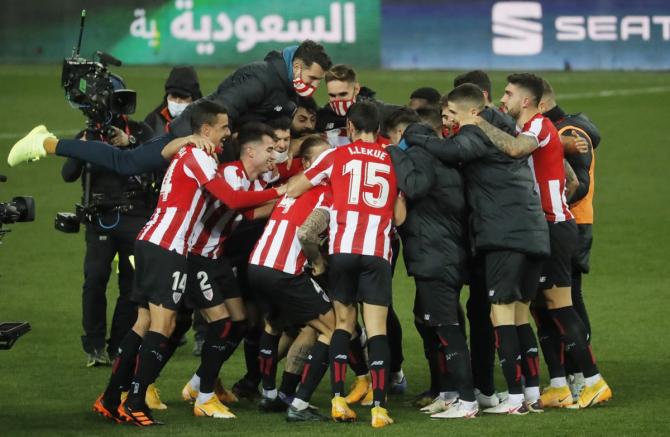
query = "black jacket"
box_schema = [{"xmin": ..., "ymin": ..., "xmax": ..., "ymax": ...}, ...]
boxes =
[
  {"xmin": 61, "ymin": 118, "xmax": 156, "ymax": 219},
  {"xmin": 144, "ymin": 66, "xmax": 203, "ymax": 137},
  {"xmin": 143, "ymin": 106, "xmax": 171, "ymax": 138},
  {"xmin": 544, "ymin": 105, "xmax": 600, "ymax": 203},
  {"xmin": 404, "ymin": 108, "xmax": 549, "ymax": 257},
  {"xmin": 388, "ymin": 137, "xmax": 468, "ymax": 283},
  {"xmin": 170, "ymin": 50, "xmax": 297, "ymax": 135}
]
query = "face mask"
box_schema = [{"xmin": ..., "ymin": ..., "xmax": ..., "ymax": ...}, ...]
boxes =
[
  {"xmin": 273, "ymin": 149, "xmax": 289, "ymax": 163},
  {"xmin": 292, "ymin": 66, "xmax": 317, "ymax": 97},
  {"xmin": 329, "ymin": 98, "xmax": 355, "ymax": 117},
  {"xmin": 167, "ymin": 100, "xmax": 189, "ymax": 118}
]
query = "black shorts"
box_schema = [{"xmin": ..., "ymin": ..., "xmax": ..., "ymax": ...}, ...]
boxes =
[
  {"xmin": 131, "ymin": 240, "xmax": 188, "ymax": 311},
  {"xmin": 540, "ymin": 220, "xmax": 578, "ymax": 289},
  {"xmin": 186, "ymin": 254, "xmax": 240, "ymax": 309},
  {"xmin": 248, "ymin": 264, "xmax": 331, "ymax": 330},
  {"xmin": 484, "ymin": 250, "xmax": 544, "ymax": 304},
  {"xmin": 414, "ymin": 277, "xmax": 461, "ymax": 326},
  {"xmin": 572, "ymin": 224, "xmax": 593, "ymax": 274},
  {"xmin": 225, "ymin": 219, "xmax": 266, "ymax": 302},
  {"xmin": 328, "ymin": 253, "xmax": 393, "ymax": 306}
]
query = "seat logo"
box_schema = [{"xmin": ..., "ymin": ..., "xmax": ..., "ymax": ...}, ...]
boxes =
[{"xmin": 492, "ymin": 1, "xmax": 543, "ymax": 55}]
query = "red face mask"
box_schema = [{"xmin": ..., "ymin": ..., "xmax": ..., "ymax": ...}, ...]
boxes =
[
  {"xmin": 293, "ymin": 66, "xmax": 317, "ymax": 97},
  {"xmin": 329, "ymin": 97, "xmax": 355, "ymax": 117},
  {"xmin": 442, "ymin": 123, "xmax": 460, "ymax": 138}
]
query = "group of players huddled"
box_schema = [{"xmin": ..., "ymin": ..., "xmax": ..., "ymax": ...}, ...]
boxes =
[{"xmin": 7, "ymin": 40, "xmax": 611, "ymax": 428}]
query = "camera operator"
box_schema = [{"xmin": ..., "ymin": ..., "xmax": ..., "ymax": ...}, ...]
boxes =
[{"xmin": 62, "ymin": 107, "xmax": 154, "ymax": 367}]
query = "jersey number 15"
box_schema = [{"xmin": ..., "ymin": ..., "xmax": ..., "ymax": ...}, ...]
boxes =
[{"xmin": 343, "ymin": 160, "xmax": 390, "ymax": 208}]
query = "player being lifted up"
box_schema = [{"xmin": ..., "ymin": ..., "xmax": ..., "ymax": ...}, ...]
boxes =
[{"xmin": 287, "ymin": 101, "xmax": 406, "ymax": 428}]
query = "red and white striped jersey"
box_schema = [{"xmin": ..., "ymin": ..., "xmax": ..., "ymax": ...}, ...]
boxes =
[
  {"xmin": 303, "ymin": 140, "xmax": 397, "ymax": 261},
  {"xmin": 137, "ymin": 146, "xmax": 217, "ymax": 255},
  {"xmin": 520, "ymin": 113, "xmax": 574, "ymax": 223},
  {"xmin": 188, "ymin": 161, "xmax": 261, "ymax": 259},
  {"xmin": 249, "ymin": 185, "xmax": 332, "ymax": 275}
]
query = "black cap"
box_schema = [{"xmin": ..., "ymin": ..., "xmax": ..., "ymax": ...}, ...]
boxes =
[{"xmin": 165, "ymin": 66, "xmax": 202, "ymax": 99}]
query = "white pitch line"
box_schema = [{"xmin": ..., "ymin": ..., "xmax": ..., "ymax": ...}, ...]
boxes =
[{"xmin": 558, "ymin": 86, "xmax": 670, "ymax": 100}]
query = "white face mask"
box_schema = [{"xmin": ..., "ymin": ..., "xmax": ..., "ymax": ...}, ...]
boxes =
[
  {"xmin": 167, "ymin": 100, "xmax": 189, "ymax": 118},
  {"xmin": 273, "ymin": 149, "xmax": 289, "ymax": 163}
]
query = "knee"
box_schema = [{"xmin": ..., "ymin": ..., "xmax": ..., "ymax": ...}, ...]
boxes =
[
  {"xmin": 334, "ymin": 307, "xmax": 356, "ymax": 331},
  {"xmin": 364, "ymin": 319, "xmax": 387, "ymax": 338},
  {"xmin": 133, "ymin": 310, "xmax": 151, "ymax": 335},
  {"xmin": 150, "ymin": 315, "xmax": 176, "ymax": 337},
  {"xmin": 544, "ymin": 287, "xmax": 572, "ymax": 309}
]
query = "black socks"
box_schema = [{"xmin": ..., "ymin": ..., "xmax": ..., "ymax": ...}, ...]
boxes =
[{"xmin": 329, "ymin": 329, "xmax": 350, "ymax": 397}]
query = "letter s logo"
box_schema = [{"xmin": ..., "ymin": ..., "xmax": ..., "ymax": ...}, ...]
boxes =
[{"xmin": 492, "ymin": 2, "xmax": 543, "ymax": 55}]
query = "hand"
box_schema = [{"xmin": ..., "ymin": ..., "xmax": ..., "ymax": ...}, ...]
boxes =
[
  {"xmin": 563, "ymin": 131, "xmax": 589, "ymax": 155},
  {"xmin": 108, "ymin": 126, "xmax": 130, "ymax": 147},
  {"xmin": 187, "ymin": 134, "xmax": 217, "ymax": 155},
  {"xmin": 275, "ymin": 184, "xmax": 287, "ymax": 196}
]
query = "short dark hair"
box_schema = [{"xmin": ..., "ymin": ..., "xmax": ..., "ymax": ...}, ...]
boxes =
[
  {"xmin": 237, "ymin": 122, "xmax": 276, "ymax": 149},
  {"xmin": 507, "ymin": 73, "xmax": 544, "ymax": 106},
  {"xmin": 326, "ymin": 64, "xmax": 357, "ymax": 83},
  {"xmin": 409, "ymin": 87, "xmax": 441, "ymax": 105},
  {"xmin": 299, "ymin": 134, "xmax": 330, "ymax": 159},
  {"xmin": 189, "ymin": 99, "xmax": 227, "ymax": 133},
  {"xmin": 446, "ymin": 84, "xmax": 486, "ymax": 110},
  {"xmin": 296, "ymin": 97, "xmax": 318, "ymax": 115},
  {"xmin": 453, "ymin": 70, "xmax": 492, "ymax": 97},
  {"xmin": 542, "ymin": 78, "xmax": 555, "ymax": 101},
  {"xmin": 347, "ymin": 101, "xmax": 380, "ymax": 133},
  {"xmin": 267, "ymin": 116, "xmax": 292, "ymax": 131},
  {"xmin": 294, "ymin": 40, "xmax": 333, "ymax": 71},
  {"xmin": 416, "ymin": 106, "xmax": 442, "ymax": 132},
  {"xmin": 385, "ymin": 107, "xmax": 421, "ymax": 131}
]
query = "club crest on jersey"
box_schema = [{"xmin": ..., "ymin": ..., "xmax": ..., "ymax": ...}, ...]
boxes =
[
  {"xmin": 172, "ymin": 291, "xmax": 182, "ymax": 304},
  {"xmin": 203, "ymin": 289, "xmax": 213, "ymax": 301}
]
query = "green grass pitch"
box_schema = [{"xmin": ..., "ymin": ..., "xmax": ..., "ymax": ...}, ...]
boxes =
[{"xmin": 0, "ymin": 65, "xmax": 669, "ymax": 435}]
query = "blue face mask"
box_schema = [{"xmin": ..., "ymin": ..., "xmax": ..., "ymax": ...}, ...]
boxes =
[{"xmin": 397, "ymin": 138, "xmax": 410, "ymax": 151}]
